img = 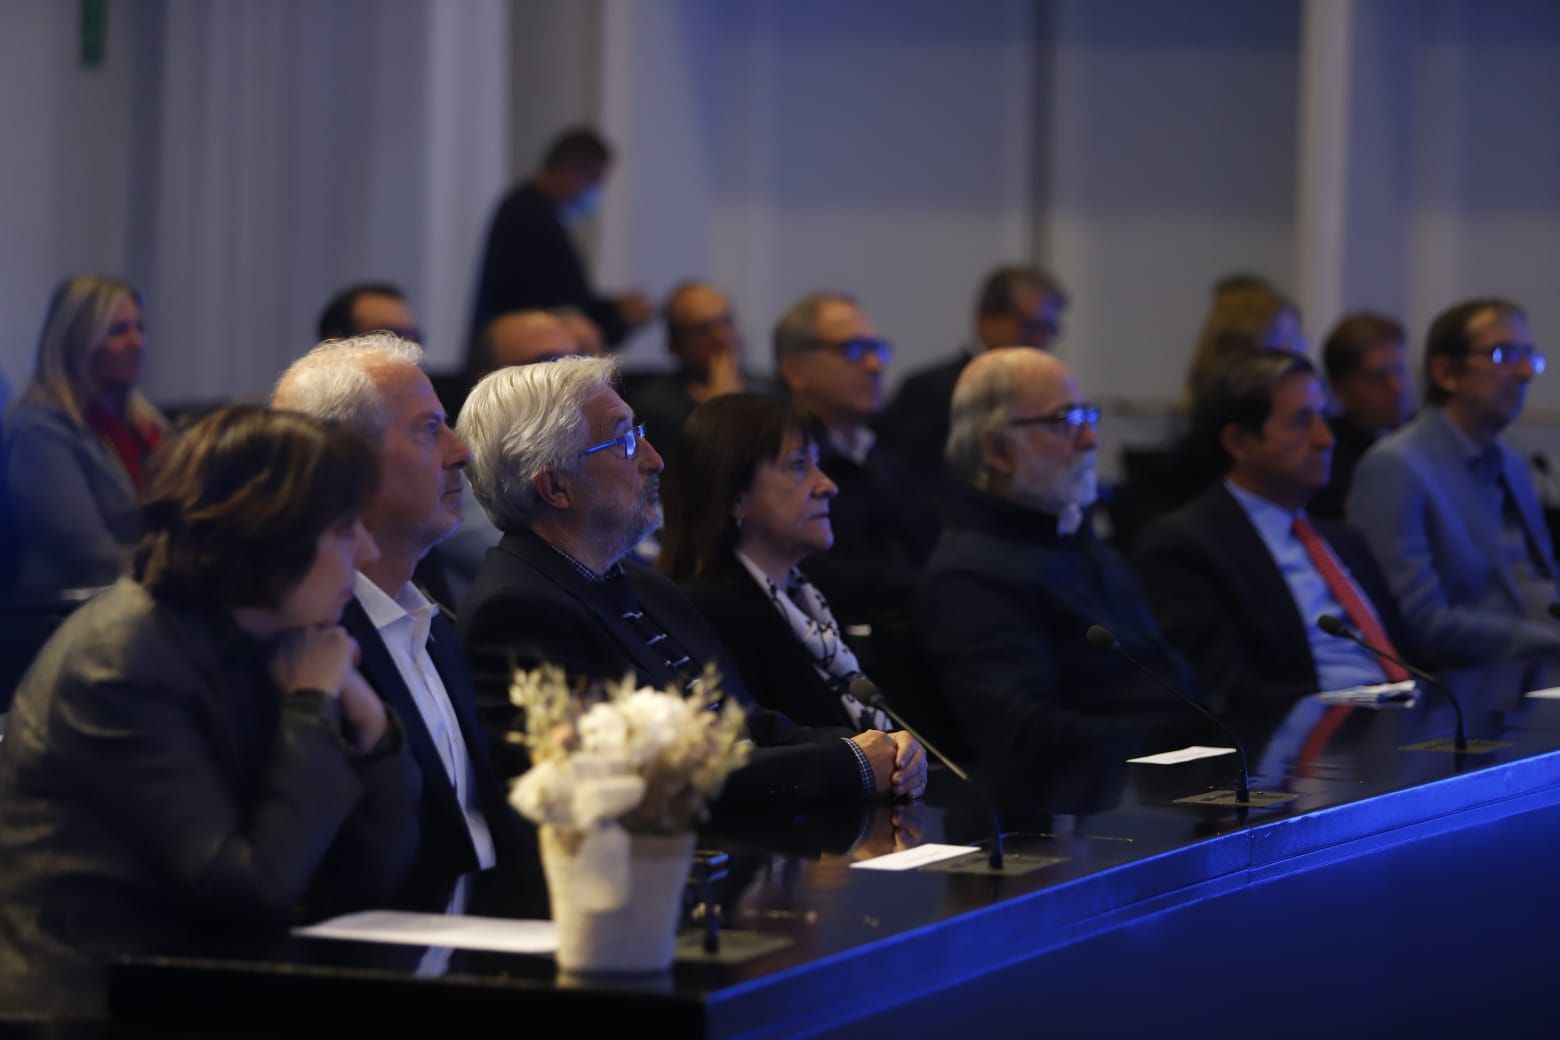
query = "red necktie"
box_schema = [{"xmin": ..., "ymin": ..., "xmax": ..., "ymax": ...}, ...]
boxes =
[{"xmin": 1292, "ymin": 516, "xmax": 1411, "ymax": 682}]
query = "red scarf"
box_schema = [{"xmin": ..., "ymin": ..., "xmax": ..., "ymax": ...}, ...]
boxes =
[{"xmin": 83, "ymin": 399, "xmax": 162, "ymax": 489}]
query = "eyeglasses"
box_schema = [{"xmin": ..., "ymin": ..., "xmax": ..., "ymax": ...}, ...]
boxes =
[
  {"xmin": 1013, "ymin": 315, "xmax": 1061, "ymax": 339},
  {"xmin": 1009, "ymin": 403, "xmax": 1101, "ymax": 432},
  {"xmin": 583, "ymin": 422, "xmax": 649, "ymax": 460},
  {"xmin": 1473, "ymin": 343, "xmax": 1546, "ymax": 374},
  {"xmin": 807, "ymin": 337, "xmax": 894, "ymax": 365}
]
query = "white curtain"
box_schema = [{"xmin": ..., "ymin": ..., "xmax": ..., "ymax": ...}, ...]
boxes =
[{"xmin": 125, "ymin": 0, "xmax": 508, "ymax": 406}]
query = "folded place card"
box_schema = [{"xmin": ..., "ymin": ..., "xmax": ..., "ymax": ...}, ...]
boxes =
[
  {"xmin": 1317, "ymin": 680, "xmax": 1417, "ymax": 705},
  {"xmin": 1126, "ymin": 746, "xmax": 1238, "ymax": 766},
  {"xmin": 294, "ymin": 911, "xmax": 558, "ymax": 954},
  {"xmin": 850, "ymin": 843, "xmax": 982, "ymax": 871}
]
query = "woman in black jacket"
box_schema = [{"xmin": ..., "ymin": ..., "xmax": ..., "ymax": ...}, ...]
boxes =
[
  {"xmin": 0, "ymin": 405, "xmax": 421, "ymax": 1018},
  {"xmin": 659, "ymin": 393, "xmax": 896, "ymax": 734}
]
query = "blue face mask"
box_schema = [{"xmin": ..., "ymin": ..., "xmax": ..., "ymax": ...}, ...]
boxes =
[{"xmin": 561, "ymin": 184, "xmax": 602, "ymax": 223}]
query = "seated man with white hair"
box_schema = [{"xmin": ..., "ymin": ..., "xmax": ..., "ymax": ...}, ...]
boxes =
[
  {"xmin": 456, "ymin": 357, "xmax": 926, "ymax": 803},
  {"xmin": 273, "ymin": 333, "xmax": 541, "ymax": 915},
  {"xmin": 918, "ymin": 348, "xmax": 1197, "ymax": 776}
]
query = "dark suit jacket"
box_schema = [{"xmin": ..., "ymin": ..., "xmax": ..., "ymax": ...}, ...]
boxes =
[
  {"xmin": 1308, "ymin": 414, "xmax": 1380, "ymax": 521},
  {"xmin": 875, "ymin": 351, "xmax": 968, "ymax": 470},
  {"xmin": 458, "ymin": 529, "xmax": 868, "ymax": 803},
  {"xmin": 682, "ymin": 564, "xmax": 859, "ymax": 731},
  {"xmin": 803, "ymin": 438, "xmax": 940, "ymax": 625},
  {"xmin": 342, "ymin": 597, "xmax": 543, "ymax": 916},
  {"xmin": 469, "ymin": 182, "xmax": 628, "ymax": 350},
  {"xmin": 1132, "ymin": 483, "xmax": 1411, "ymax": 712},
  {"xmin": 0, "ymin": 580, "xmax": 421, "ymax": 1015}
]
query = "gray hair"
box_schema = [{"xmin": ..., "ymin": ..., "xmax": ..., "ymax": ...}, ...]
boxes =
[
  {"xmin": 457, "ymin": 355, "xmax": 619, "ymax": 532},
  {"xmin": 270, "ymin": 332, "xmax": 424, "ymax": 444},
  {"xmin": 772, "ymin": 291, "xmax": 857, "ymax": 367},
  {"xmin": 945, "ymin": 347, "xmax": 1038, "ymax": 489}
]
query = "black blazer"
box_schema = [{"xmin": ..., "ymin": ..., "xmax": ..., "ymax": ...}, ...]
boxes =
[
  {"xmin": 458, "ymin": 530, "xmax": 868, "ymax": 804},
  {"xmin": 1132, "ymin": 483, "xmax": 1412, "ymax": 711},
  {"xmin": 0, "ymin": 580, "xmax": 421, "ymax": 1015},
  {"xmin": 342, "ymin": 597, "xmax": 542, "ymax": 916},
  {"xmin": 682, "ymin": 566, "xmax": 859, "ymax": 731},
  {"xmin": 875, "ymin": 351, "xmax": 968, "ymax": 470}
]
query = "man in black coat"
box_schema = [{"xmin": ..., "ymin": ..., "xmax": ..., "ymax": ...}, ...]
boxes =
[
  {"xmin": 1133, "ymin": 350, "xmax": 1413, "ymax": 713},
  {"xmin": 454, "ymin": 357, "xmax": 926, "ymax": 804},
  {"xmin": 1308, "ymin": 312, "xmax": 1412, "ymax": 520},
  {"xmin": 274, "ymin": 334, "xmax": 544, "ymax": 916},
  {"xmin": 468, "ymin": 127, "xmax": 652, "ymax": 355},
  {"xmin": 918, "ymin": 348, "xmax": 1195, "ymax": 779}
]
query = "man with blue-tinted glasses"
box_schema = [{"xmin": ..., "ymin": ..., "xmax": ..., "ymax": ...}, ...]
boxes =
[
  {"xmin": 773, "ymin": 292, "xmax": 939, "ymax": 626},
  {"xmin": 1349, "ymin": 299, "xmax": 1560, "ymax": 668},
  {"xmin": 918, "ymin": 348, "xmax": 1193, "ymax": 784}
]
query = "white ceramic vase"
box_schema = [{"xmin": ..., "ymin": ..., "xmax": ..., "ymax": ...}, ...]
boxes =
[{"xmin": 540, "ymin": 826, "xmax": 697, "ymax": 973}]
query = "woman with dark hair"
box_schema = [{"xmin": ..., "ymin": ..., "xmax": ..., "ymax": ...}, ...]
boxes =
[
  {"xmin": 0, "ymin": 405, "xmax": 421, "ymax": 1018},
  {"xmin": 659, "ymin": 393, "xmax": 894, "ymax": 733},
  {"xmin": 3, "ymin": 276, "xmax": 171, "ymax": 599}
]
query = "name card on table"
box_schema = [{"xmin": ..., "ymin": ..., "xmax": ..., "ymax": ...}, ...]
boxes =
[
  {"xmin": 295, "ymin": 911, "xmax": 557, "ymax": 954},
  {"xmin": 850, "ymin": 843, "xmax": 982, "ymax": 871},
  {"xmin": 1126, "ymin": 746, "xmax": 1237, "ymax": 766}
]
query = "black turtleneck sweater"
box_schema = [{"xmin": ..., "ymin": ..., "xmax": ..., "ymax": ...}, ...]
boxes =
[{"xmin": 916, "ymin": 488, "xmax": 1199, "ymax": 771}]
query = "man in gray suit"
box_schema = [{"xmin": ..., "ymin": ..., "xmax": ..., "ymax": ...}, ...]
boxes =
[{"xmin": 1348, "ymin": 298, "xmax": 1559, "ymax": 666}]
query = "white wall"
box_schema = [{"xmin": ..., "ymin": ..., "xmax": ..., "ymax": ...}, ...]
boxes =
[
  {"xmin": 6, "ymin": 0, "xmax": 1560, "ymax": 446},
  {"xmin": 0, "ymin": 1, "xmax": 133, "ymax": 398},
  {"xmin": 594, "ymin": 0, "xmax": 1039, "ymax": 376}
]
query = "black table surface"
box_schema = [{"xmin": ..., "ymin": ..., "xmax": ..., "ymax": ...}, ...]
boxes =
[{"xmin": 106, "ymin": 662, "xmax": 1560, "ymax": 1037}]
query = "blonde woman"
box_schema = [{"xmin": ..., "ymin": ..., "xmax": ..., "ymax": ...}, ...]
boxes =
[{"xmin": 3, "ymin": 276, "xmax": 168, "ymax": 598}]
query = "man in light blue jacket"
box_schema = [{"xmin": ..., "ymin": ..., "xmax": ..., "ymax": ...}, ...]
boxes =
[{"xmin": 1348, "ymin": 298, "xmax": 1559, "ymax": 667}]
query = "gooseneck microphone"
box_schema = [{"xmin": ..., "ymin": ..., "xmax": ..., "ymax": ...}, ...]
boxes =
[
  {"xmin": 1085, "ymin": 624, "xmax": 1253, "ymax": 804},
  {"xmin": 849, "ymin": 676, "xmax": 1005, "ymax": 870},
  {"xmin": 1316, "ymin": 614, "xmax": 1467, "ymax": 752}
]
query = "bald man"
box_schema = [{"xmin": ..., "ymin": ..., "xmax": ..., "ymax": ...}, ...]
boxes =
[
  {"xmin": 474, "ymin": 310, "xmax": 586, "ymax": 374},
  {"xmin": 917, "ymin": 348, "xmax": 1194, "ymax": 780},
  {"xmin": 626, "ymin": 281, "xmax": 766, "ymax": 470}
]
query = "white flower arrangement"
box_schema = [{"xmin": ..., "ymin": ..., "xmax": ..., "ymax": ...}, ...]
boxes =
[
  {"xmin": 508, "ymin": 665, "xmax": 751, "ymax": 836},
  {"xmin": 508, "ymin": 666, "xmax": 751, "ymax": 910}
]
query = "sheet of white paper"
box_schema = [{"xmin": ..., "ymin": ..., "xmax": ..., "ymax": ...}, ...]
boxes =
[
  {"xmin": 1126, "ymin": 745, "xmax": 1238, "ymax": 766},
  {"xmin": 293, "ymin": 911, "xmax": 557, "ymax": 954},
  {"xmin": 1525, "ymin": 687, "xmax": 1560, "ymax": 700},
  {"xmin": 849, "ymin": 843, "xmax": 981, "ymax": 871}
]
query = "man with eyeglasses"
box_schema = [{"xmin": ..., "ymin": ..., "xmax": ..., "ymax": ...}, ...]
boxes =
[
  {"xmin": 1307, "ymin": 312, "xmax": 1413, "ymax": 520},
  {"xmin": 878, "ymin": 265, "xmax": 1068, "ymax": 481},
  {"xmin": 1347, "ymin": 299, "xmax": 1560, "ymax": 667},
  {"xmin": 456, "ymin": 357, "xmax": 926, "ymax": 805},
  {"xmin": 773, "ymin": 291, "xmax": 939, "ymax": 625},
  {"xmin": 1133, "ymin": 351, "xmax": 1414, "ymax": 712},
  {"xmin": 918, "ymin": 348, "xmax": 1194, "ymax": 781}
]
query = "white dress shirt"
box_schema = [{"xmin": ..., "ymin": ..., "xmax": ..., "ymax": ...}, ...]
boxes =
[{"xmin": 353, "ymin": 573, "xmax": 496, "ymax": 875}]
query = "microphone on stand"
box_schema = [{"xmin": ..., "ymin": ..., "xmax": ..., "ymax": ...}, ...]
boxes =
[
  {"xmin": 1315, "ymin": 614, "xmax": 1467, "ymax": 752},
  {"xmin": 850, "ymin": 677, "xmax": 1004, "ymax": 870},
  {"xmin": 1084, "ymin": 624, "xmax": 1256, "ymax": 804}
]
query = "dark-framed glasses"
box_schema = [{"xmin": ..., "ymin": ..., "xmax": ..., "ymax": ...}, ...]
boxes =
[
  {"xmin": 583, "ymin": 422, "xmax": 649, "ymax": 460},
  {"xmin": 809, "ymin": 336, "xmax": 893, "ymax": 365},
  {"xmin": 1476, "ymin": 342, "xmax": 1546, "ymax": 374},
  {"xmin": 1009, "ymin": 402, "xmax": 1101, "ymax": 432}
]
